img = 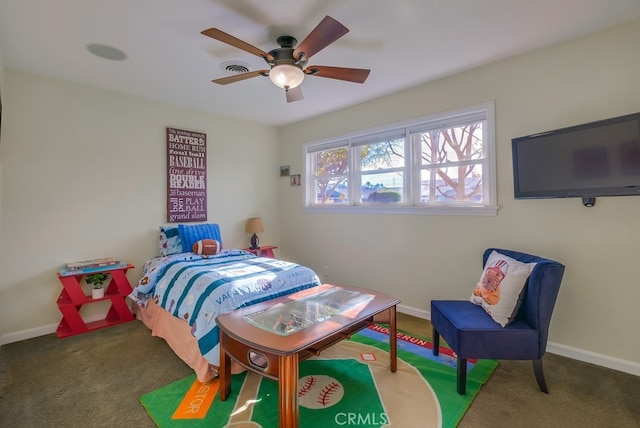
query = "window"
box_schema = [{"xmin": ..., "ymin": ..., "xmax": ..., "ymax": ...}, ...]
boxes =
[{"xmin": 305, "ymin": 102, "xmax": 497, "ymax": 215}]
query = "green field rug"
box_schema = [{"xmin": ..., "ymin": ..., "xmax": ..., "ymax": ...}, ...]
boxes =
[{"xmin": 141, "ymin": 324, "xmax": 497, "ymax": 428}]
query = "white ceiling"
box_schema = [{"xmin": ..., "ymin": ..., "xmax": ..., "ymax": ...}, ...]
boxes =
[{"xmin": 1, "ymin": 0, "xmax": 640, "ymax": 126}]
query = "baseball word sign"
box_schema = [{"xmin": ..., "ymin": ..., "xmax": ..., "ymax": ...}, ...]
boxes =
[{"xmin": 166, "ymin": 127, "xmax": 207, "ymax": 223}]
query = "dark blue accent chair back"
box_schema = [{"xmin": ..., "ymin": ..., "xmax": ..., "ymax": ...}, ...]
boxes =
[{"xmin": 431, "ymin": 248, "xmax": 565, "ymax": 395}]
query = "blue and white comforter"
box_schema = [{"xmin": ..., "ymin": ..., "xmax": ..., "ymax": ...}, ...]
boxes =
[{"xmin": 129, "ymin": 249, "xmax": 321, "ymax": 366}]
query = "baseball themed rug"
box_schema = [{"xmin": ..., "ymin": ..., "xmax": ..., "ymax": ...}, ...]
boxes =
[{"xmin": 140, "ymin": 324, "xmax": 497, "ymax": 427}]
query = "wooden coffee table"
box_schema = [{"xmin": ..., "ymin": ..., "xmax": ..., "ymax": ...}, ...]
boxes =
[{"xmin": 216, "ymin": 283, "xmax": 400, "ymax": 428}]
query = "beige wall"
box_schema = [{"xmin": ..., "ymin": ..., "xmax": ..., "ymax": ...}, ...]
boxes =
[
  {"xmin": 0, "ymin": 35, "xmax": 4, "ymax": 96},
  {"xmin": 0, "ymin": 37, "xmax": 4, "ymax": 235},
  {"xmin": 278, "ymin": 21, "xmax": 640, "ymax": 367},
  {"xmin": 0, "ymin": 70, "xmax": 280, "ymax": 336}
]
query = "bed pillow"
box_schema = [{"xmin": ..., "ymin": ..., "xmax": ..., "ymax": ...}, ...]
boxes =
[
  {"xmin": 470, "ymin": 250, "xmax": 536, "ymax": 327},
  {"xmin": 178, "ymin": 223, "xmax": 222, "ymax": 253},
  {"xmin": 159, "ymin": 225, "xmax": 183, "ymax": 256},
  {"xmin": 192, "ymin": 239, "xmax": 222, "ymax": 257}
]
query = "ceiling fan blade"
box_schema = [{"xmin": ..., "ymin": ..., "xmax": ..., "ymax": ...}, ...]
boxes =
[
  {"xmin": 212, "ymin": 70, "xmax": 269, "ymax": 85},
  {"xmin": 293, "ymin": 16, "xmax": 349, "ymax": 61},
  {"xmin": 305, "ymin": 65, "xmax": 370, "ymax": 83},
  {"xmin": 201, "ymin": 28, "xmax": 275, "ymax": 62},
  {"xmin": 285, "ymin": 85, "xmax": 304, "ymax": 103}
]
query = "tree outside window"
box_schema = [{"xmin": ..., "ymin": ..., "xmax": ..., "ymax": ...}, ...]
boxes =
[{"xmin": 416, "ymin": 123, "xmax": 484, "ymax": 203}]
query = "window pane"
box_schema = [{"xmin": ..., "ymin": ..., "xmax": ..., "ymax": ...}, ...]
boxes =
[
  {"xmin": 315, "ymin": 147, "xmax": 348, "ymax": 176},
  {"xmin": 361, "ymin": 139, "xmax": 405, "ymax": 172},
  {"xmin": 420, "ymin": 164, "xmax": 483, "ymax": 202},
  {"xmin": 418, "ymin": 123, "xmax": 484, "ymax": 166},
  {"xmin": 315, "ymin": 178, "xmax": 348, "ymax": 204},
  {"xmin": 361, "ymin": 172, "xmax": 404, "ymax": 204}
]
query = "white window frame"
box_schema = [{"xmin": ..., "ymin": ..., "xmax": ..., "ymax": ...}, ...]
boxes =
[{"xmin": 304, "ymin": 102, "xmax": 498, "ymax": 216}]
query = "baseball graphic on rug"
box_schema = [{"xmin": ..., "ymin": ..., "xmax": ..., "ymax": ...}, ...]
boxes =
[{"xmin": 297, "ymin": 375, "xmax": 344, "ymax": 409}]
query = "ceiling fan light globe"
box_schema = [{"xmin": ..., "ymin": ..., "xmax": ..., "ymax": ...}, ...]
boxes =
[{"xmin": 269, "ymin": 64, "xmax": 304, "ymax": 89}]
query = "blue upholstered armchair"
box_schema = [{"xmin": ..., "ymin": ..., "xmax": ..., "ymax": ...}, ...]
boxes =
[{"xmin": 430, "ymin": 248, "xmax": 565, "ymax": 395}]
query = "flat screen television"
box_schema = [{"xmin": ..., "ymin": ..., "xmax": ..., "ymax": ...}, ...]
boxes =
[{"xmin": 512, "ymin": 112, "xmax": 640, "ymax": 203}]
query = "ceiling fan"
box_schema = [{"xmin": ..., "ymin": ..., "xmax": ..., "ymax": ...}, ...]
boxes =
[{"xmin": 201, "ymin": 16, "xmax": 370, "ymax": 103}]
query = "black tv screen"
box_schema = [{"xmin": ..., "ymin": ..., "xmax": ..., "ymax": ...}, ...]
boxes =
[{"xmin": 512, "ymin": 112, "xmax": 640, "ymax": 199}]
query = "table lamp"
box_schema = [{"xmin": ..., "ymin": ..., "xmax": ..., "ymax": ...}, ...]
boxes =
[{"xmin": 245, "ymin": 217, "xmax": 264, "ymax": 249}]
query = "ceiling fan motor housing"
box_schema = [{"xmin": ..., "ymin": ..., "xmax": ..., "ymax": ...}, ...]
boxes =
[{"xmin": 267, "ymin": 36, "xmax": 307, "ymax": 68}]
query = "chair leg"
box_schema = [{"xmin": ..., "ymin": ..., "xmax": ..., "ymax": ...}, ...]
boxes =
[
  {"xmin": 432, "ymin": 327, "xmax": 440, "ymax": 356},
  {"xmin": 457, "ymin": 357, "xmax": 467, "ymax": 395},
  {"xmin": 533, "ymin": 359, "xmax": 549, "ymax": 393}
]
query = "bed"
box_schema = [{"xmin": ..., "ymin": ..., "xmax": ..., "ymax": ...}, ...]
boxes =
[{"xmin": 129, "ymin": 223, "xmax": 321, "ymax": 382}]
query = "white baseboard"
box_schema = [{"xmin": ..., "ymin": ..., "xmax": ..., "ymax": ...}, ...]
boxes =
[
  {"xmin": 1, "ymin": 323, "xmax": 58, "ymax": 345},
  {"xmin": 0, "ymin": 314, "xmax": 106, "ymax": 346},
  {"xmin": 546, "ymin": 342, "xmax": 640, "ymax": 377},
  {"xmin": 3, "ymin": 306, "xmax": 639, "ymax": 377},
  {"xmin": 396, "ymin": 304, "xmax": 640, "ymax": 377},
  {"xmin": 397, "ymin": 303, "xmax": 430, "ymax": 319}
]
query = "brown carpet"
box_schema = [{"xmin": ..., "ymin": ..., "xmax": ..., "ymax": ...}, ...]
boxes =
[{"xmin": 0, "ymin": 313, "xmax": 638, "ymax": 427}]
